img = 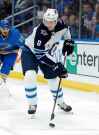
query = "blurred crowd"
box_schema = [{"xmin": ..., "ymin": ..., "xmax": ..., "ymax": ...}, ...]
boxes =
[
  {"xmin": 0, "ymin": 0, "xmax": 11, "ymax": 19},
  {"xmin": 0, "ymin": 0, "xmax": 99, "ymax": 40}
]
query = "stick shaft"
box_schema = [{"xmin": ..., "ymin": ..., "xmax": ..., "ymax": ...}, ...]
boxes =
[{"xmin": 50, "ymin": 54, "xmax": 67, "ymax": 121}]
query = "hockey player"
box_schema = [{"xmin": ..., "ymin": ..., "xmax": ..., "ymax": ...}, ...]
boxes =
[
  {"xmin": 0, "ymin": 19, "xmax": 25, "ymax": 100},
  {"xmin": 21, "ymin": 9, "xmax": 74, "ymax": 114}
]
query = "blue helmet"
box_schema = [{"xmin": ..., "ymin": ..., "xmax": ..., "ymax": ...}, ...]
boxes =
[{"xmin": 0, "ymin": 19, "xmax": 10, "ymax": 29}]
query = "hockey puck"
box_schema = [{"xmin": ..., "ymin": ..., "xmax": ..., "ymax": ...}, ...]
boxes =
[{"xmin": 49, "ymin": 123, "xmax": 55, "ymax": 128}]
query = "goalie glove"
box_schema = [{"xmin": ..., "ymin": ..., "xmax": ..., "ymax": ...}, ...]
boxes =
[{"xmin": 62, "ymin": 39, "xmax": 74, "ymax": 56}]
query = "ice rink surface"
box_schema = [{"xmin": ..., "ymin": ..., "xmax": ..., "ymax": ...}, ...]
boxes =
[{"xmin": 0, "ymin": 78, "xmax": 99, "ymax": 135}]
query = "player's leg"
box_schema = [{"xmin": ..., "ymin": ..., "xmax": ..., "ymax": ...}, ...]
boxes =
[
  {"xmin": 24, "ymin": 70, "xmax": 37, "ymax": 114},
  {"xmin": 48, "ymin": 78, "xmax": 72, "ymax": 112},
  {"xmin": 1, "ymin": 53, "xmax": 17, "ymax": 75},
  {"xmin": 21, "ymin": 47, "xmax": 38, "ymax": 114},
  {"xmin": 39, "ymin": 55, "xmax": 72, "ymax": 112},
  {"xmin": 0, "ymin": 53, "xmax": 17, "ymax": 97}
]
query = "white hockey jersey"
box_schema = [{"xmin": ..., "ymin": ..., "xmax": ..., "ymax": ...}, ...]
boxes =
[{"xmin": 25, "ymin": 20, "xmax": 71, "ymax": 63}]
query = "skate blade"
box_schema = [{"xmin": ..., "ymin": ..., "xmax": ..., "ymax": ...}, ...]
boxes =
[
  {"xmin": 58, "ymin": 110, "xmax": 74, "ymax": 115},
  {"xmin": 27, "ymin": 113, "xmax": 36, "ymax": 119},
  {"xmin": 64, "ymin": 111, "xmax": 74, "ymax": 115}
]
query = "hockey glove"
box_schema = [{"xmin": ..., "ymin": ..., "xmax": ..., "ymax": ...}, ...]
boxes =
[
  {"xmin": 53, "ymin": 62, "xmax": 68, "ymax": 78},
  {"xmin": 62, "ymin": 39, "xmax": 74, "ymax": 56}
]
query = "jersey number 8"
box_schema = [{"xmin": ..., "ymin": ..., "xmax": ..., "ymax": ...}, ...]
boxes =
[{"xmin": 37, "ymin": 40, "xmax": 42, "ymax": 46}]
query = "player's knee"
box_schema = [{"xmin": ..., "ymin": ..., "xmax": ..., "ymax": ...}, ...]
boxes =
[{"xmin": 24, "ymin": 70, "xmax": 37, "ymax": 86}]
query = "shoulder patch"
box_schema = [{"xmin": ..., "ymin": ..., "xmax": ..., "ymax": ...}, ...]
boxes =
[{"xmin": 54, "ymin": 20, "xmax": 68, "ymax": 32}]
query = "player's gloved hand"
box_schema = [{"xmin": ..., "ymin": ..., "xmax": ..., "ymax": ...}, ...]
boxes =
[
  {"xmin": 53, "ymin": 62, "xmax": 68, "ymax": 78},
  {"xmin": 62, "ymin": 39, "xmax": 74, "ymax": 56}
]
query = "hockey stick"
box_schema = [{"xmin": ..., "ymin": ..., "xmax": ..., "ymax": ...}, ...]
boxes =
[{"xmin": 49, "ymin": 54, "xmax": 67, "ymax": 128}]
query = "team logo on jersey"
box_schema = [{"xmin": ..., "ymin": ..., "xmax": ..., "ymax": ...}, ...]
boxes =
[{"xmin": 41, "ymin": 30, "xmax": 48, "ymax": 36}]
